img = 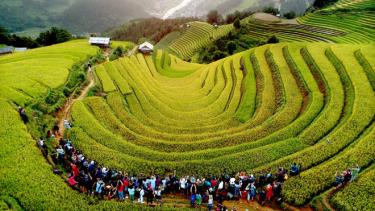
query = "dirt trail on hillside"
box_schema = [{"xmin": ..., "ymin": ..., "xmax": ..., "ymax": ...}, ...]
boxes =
[
  {"xmin": 321, "ymin": 189, "xmax": 336, "ymax": 211},
  {"xmin": 56, "ymin": 67, "xmax": 95, "ymax": 136},
  {"xmin": 127, "ymin": 45, "xmax": 138, "ymax": 56}
]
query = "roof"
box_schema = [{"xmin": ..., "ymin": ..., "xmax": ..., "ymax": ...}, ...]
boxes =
[
  {"xmin": 0, "ymin": 46, "xmax": 14, "ymax": 54},
  {"xmin": 14, "ymin": 47, "xmax": 27, "ymax": 52},
  {"xmin": 89, "ymin": 37, "xmax": 110, "ymax": 45},
  {"xmin": 138, "ymin": 42, "xmax": 154, "ymax": 51}
]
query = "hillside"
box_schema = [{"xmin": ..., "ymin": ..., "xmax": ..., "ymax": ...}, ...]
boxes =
[
  {"xmin": 164, "ymin": 0, "xmax": 375, "ymax": 62},
  {"xmin": 1, "ymin": 0, "xmax": 315, "ymax": 35},
  {"xmin": 0, "ymin": 40, "xmax": 152, "ymax": 210},
  {"xmin": 81, "ymin": 43, "xmax": 374, "ymax": 209},
  {"xmin": 1, "ymin": 0, "xmax": 375, "ymax": 210}
]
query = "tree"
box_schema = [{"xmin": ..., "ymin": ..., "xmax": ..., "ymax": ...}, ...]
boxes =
[
  {"xmin": 263, "ymin": 7, "xmax": 279, "ymax": 15},
  {"xmin": 267, "ymin": 35, "xmax": 279, "ymax": 44},
  {"xmin": 226, "ymin": 41, "xmax": 237, "ymax": 55},
  {"xmin": 0, "ymin": 26, "xmax": 39, "ymax": 48},
  {"xmin": 313, "ymin": 0, "xmax": 339, "ymax": 9},
  {"xmin": 226, "ymin": 13, "xmax": 236, "ymax": 24},
  {"xmin": 212, "ymin": 50, "xmax": 228, "ymax": 61},
  {"xmin": 233, "ymin": 18, "xmax": 241, "ymax": 29},
  {"xmin": 207, "ymin": 10, "xmax": 222, "ymax": 24},
  {"xmin": 0, "ymin": 26, "xmax": 9, "ymax": 44},
  {"xmin": 284, "ymin": 11, "xmax": 296, "ymax": 19},
  {"xmin": 36, "ymin": 27, "xmax": 72, "ymax": 46}
]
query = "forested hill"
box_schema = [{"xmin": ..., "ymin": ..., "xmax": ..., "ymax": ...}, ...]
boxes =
[{"xmin": 1, "ymin": 0, "xmax": 316, "ymax": 35}]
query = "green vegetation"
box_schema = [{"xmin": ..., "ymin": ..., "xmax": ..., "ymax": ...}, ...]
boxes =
[
  {"xmin": 330, "ymin": 164, "xmax": 375, "ymax": 210},
  {"xmin": 74, "ymin": 43, "xmax": 375, "ymax": 188},
  {"xmin": 1, "ymin": 0, "xmax": 375, "ymax": 210},
  {"xmin": 0, "ymin": 40, "xmax": 98, "ymax": 105},
  {"xmin": 168, "ymin": 22, "xmax": 233, "ymax": 60},
  {"xmin": 0, "ymin": 26, "xmax": 74, "ymax": 48},
  {"xmin": 109, "ymin": 18, "xmax": 199, "ymax": 44}
]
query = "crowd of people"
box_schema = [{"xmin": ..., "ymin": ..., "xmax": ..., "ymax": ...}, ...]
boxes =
[
  {"xmin": 34, "ymin": 119, "xmax": 359, "ymax": 210},
  {"xmin": 333, "ymin": 165, "xmax": 361, "ymax": 189}
]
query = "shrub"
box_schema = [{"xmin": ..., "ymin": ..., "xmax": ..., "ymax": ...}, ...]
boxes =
[{"xmin": 267, "ymin": 35, "xmax": 279, "ymax": 44}]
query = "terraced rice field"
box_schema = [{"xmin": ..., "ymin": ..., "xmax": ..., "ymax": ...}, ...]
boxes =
[
  {"xmin": 0, "ymin": 41, "xmax": 150, "ymax": 210},
  {"xmin": 322, "ymin": 0, "xmax": 375, "ymax": 11},
  {"xmin": 168, "ymin": 0, "xmax": 375, "ymax": 60},
  {"xmin": 168, "ymin": 21, "xmax": 233, "ymax": 60},
  {"xmin": 0, "ymin": 40, "xmax": 98, "ymax": 105},
  {"xmin": 298, "ymin": 0, "xmax": 375, "ymax": 44},
  {"xmin": 71, "ymin": 43, "xmax": 375, "ymax": 208}
]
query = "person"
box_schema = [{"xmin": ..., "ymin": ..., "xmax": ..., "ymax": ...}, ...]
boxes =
[
  {"xmin": 266, "ymin": 172, "xmax": 273, "ymax": 184},
  {"xmin": 139, "ymin": 188, "xmax": 145, "ymax": 204},
  {"xmin": 95, "ymin": 179, "xmax": 105, "ymax": 198},
  {"xmin": 155, "ymin": 186, "xmax": 162, "ymax": 205},
  {"xmin": 146, "ymin": 187, "xmax": 154, "ymax": 205},
  {"xmin": 333, "ymin": 171, "xmax": 343, "ymax": 188},
  {"xmin": 71, "ymin": 163, "xmax": 79, "ymax": 177},
  {"xmin": 117, "ymin": 179, "xmax": 125, "ymax": 201},
  {"xmin": 18, "ymin": 107, "xmax": 28, "ymax": 124},
  {"xmin": 190, "ymin": 182, "xmax": 197, "ymax": 207},
  {"xmin": 38, "ymin": 138, "xmax": 44, "ymax": 149},
  {"xmin": 180, "ymin": 177, "xmax": 187, "ymax": 195},
  {"xmin": 53, "ymin": 124, "xmax": 59, "ymax": 136},
  {"xmin": 277, "ymin": 167, "xmax": 286, "ymax": 183},
  {"xmin": 218, "ymin": 180, "xmax": 224, "ymax": 191},
  {"xmin": 290, "ymin": 163, "xmax": 299, "ymax": 176},
  {"xmin": 67, "ymin": 175, "xmax": 76, "ymax": 187},
  {"xmin": 123, "ymin": 177, "xmax": 129, "ymax": 199},
  {"xmin": 38, "ymin": 138, "xmax": 48, "ymax": 157},
  {"xmin": 88, "ymin": 161, "xmax": 95, "ymax": 173},
  {"xmin": 190, "ymin": 192, "xmax": 196, "ymax": 207},
  {"xmin": 56, "ymin": 146, "xmax": 65, "ymax": 163},
  {"xmin": 208, "ymin": 193, "xmax": 214, "ymax": 211},
  {"xmin": 247, "ymin": 183, "xmax": 256, "ymax": 201},
  {"xmin": 249, "ymin": 174, "xmax": 255, "ymax": 184},
  {"xmin": 196, "ymin": 193, "xmax": 202, "ymax": 206},
  {"xmin": 128, "ymin": 186, "xmax": 135, "ymax": 203},
  {"xmin": 274, "ymin": 182, "xmax": 282, "ymax": 204},
  {"xmin": 84, "ymin": 173, "xmax": 93, "ymax": 195},
  {"xmin": 107, "ymin": 185, "xmax": 117, "ymax": 200},
  {"xmin": 64, "ymin": 119, "xmax": 71, "ymax": 130},
  {"xmin": 150, "ymin": 176, "xmax": 156, "ymax": 190},
  {"xmin": 47, "ymin": 130, "xmax": 52, "ymax": 139},
  {"xmin": 266, "ymin": 183, "xmax": 273, "ymax": 202},
  {"xmin": 259, "ymin": 188, "xmax": 266, "ymax": 206},
  {"xmin": 343, "ymin": 169, "xmax": 352, "ymax": 185},
  {"xmin": 351, "ymin": 164, "xmax": 360, "ymax": 182},
  {"xmin": 53, "ymin": 168, "xmax": 62, "ymax": 175}
]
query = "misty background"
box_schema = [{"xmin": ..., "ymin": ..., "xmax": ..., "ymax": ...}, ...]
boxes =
[{"xmin": 0, "ymin": 0, "xmax": 315, "ymax": 36}]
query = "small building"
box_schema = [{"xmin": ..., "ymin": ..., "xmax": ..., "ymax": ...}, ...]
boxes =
[
  {"xmin": 138, "ymin": 42, "xmax": 154, "ymax": 54},
  {"xmin": 14, "ymin": 47, "xmax": 27, "ymax": 52},
  {"xmin": 89, "ymin": 37, "xmax": 111, "ymax": 47},
  {"xmin": 0, "ymin": 46, "xmax": 14, "ymax": 55}
]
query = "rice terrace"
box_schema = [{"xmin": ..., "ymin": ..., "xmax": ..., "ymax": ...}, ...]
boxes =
[{"xmin": 0, "ymin": 0, "xmax": 374, "ymax": 210}]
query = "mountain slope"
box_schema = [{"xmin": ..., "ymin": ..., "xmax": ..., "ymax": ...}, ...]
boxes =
[{"xmin": 1, "ymin": 0, "xmax": 316, "ymax": 34}]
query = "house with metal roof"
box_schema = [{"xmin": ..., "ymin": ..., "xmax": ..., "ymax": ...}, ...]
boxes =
[
  {"xmin": 138, "ymin": 42, "xmax": 154, "ymax": 54},
  {"xmin": 15, "ymin": 47, "xmax": 27, "ymax": 52},
  {"xmin": 0, "ymin": 46, "xmax": 14, "ymax": 55},
  {"xmin": 89, "ymin": 37, "xmax": 111, "ymax": 47}
]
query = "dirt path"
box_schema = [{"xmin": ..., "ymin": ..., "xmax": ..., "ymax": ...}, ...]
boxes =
[
  {"xmin": 127, "ymin": 45, "xmax": 138, "ymax": 57},
  {"xmin": 56, "ymin": 67, "xmax": 95, "ymax": 136},
  {"xmin": 322, "ymin": 189, "xmax": 336, "ymax": 211}
]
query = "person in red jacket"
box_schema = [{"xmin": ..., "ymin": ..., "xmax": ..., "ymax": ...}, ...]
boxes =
[
  {"xmin": 123, "ymin": 177, "xmax": 129, "ymax": 198},
  {"xmin": 71, "ymin": 163, "xmax": 79, "ymax": 177},
  {"xmin": 266, "ymin": 183, "xmax": 273, "ymax": 201}
]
